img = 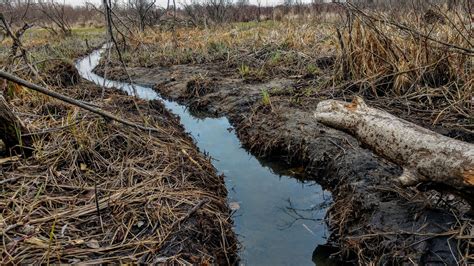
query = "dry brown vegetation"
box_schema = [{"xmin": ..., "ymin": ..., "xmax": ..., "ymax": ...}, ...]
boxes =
[
  {"xmin": 0, "ymin": 21, "xmax": 237, "ymax": 264},
  {"xmin": 0, "ymin": 0, "xmax": 473, "ymax": 264},
  {"xmin": 97, "ymin": 2, "xmax": 473, "ymax": 263},
  {"xmin": 333, "ymin": 4, "xmax": 472, "ymax": 135},
  {"xmin": 1, "ymin": 80, "xmax": 237, "ymax": 264},
  {"xmin": 110, "ymin": 3, "xmax": 472, "ymax": 138}
]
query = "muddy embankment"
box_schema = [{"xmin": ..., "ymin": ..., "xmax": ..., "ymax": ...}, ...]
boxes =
[
  {"xmin": 95, "ymin": 61, "xmax": 473, "ymax": 264},
  {"xmin": 0, "ymin": 60, "xmax": 238, "ymax": 264}
]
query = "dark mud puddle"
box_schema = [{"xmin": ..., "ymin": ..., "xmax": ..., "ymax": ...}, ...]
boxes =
[{"xmin": 76, "ymin": 48, "xmax": 331, "ymax": 265}]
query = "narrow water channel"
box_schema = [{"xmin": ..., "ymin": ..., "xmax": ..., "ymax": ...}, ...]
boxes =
[{"xmin": 76, "ymin": 48, "xmax": 331, "ymax": 265}]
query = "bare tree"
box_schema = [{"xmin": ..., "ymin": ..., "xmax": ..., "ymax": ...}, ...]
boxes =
[
  {"xmin": 284, "ymin": 0, "xmax": 294, "ymax": 7},
  {"xmin": 0, "ymin": 1, "xmax": 34, "ymax": 155},
  {"xmin": 182, "ymin": 0, "xmax": 231, "ymax": 24},
  {"xmin": 0, "ymin": 0, "xmax": 33, "ymax": 27},
  {"xmin": 256, "ymin": 0, "xmax": 261, "ymax": 21},
  {"xmin": 38, "ymin": 0, "xmax": 72, "ymax": 36},
  {"xmin": 205, "ymin": 0, "xmax": 232, "ymax": 23},
  {"xmin": 126, "ymin": 0, "xmax": 157, "ymax": 31},
  {"xmin": 236, "ymin": 0, "xmax": 249, "ymax": 7},
  {"xmin": 182, "ymin": 0, "xmax": 205, "ymax": 26},
  {"xmin": 0, "ymin": 4, "xmax": 40, "ymax": 78}
]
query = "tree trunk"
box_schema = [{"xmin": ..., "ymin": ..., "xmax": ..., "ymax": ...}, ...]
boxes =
[
  {"xmin": 314, "ymin": 97, "xmax": 474, "ymax": 192},
  {"xmin": 0, "ymin": 94, "xmax": 32, "ymax": 154}
]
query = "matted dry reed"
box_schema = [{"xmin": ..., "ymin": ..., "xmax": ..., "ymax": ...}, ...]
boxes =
[
  {"xmin": 0, "ymin": 77, "xmax": 238, "ymax": 264},
  {"xmin": 332, "ymin": 5, "xmax": 472, "ymax": 135},
  {"xmin": 104, "ymin": 5, "xmax": 471, "ymax": 138}
]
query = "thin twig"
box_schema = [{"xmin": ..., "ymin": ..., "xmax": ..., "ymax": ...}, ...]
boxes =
[{"xmin": 0, "ymin": 70, "xmax": 160, "ymax": 133}]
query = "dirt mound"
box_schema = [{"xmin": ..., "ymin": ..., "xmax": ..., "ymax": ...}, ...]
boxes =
[
  {"xmin": 230, "ymin": 94, "xmax": 472, "ymax": 265},
  {"xmin": 41, "ymin": 60, "xmax": 80, "ymax": 87},
  {"xmin": 185, "ymin": 76, "xmax": 217, "ymax": 98}
]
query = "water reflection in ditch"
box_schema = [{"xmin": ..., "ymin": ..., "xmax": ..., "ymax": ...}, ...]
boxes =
[{"xmin": 77, "ymin": 48, "xmax": 333, "ymax": 265}]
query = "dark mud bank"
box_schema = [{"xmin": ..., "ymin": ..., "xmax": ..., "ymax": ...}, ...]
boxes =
[{"xmin": 95, "ymin": 63, "xmax": 472, "ymax": 264}]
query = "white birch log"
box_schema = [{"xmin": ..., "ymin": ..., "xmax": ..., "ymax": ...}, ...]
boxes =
[{"xmin": 314, "ymin": 97, "xmax": 474, "ymax": 190}]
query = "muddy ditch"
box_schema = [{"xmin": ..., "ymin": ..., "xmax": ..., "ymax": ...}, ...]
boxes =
[
  {"xmin": 85, "ymin": 49, "xmax": 334, "ymax": 265},
  {"xmin": 95, "ymin": 61, "xmax": 473, "ymax": 264}
]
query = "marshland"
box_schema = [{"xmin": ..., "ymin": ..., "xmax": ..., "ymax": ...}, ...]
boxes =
[{"xmin": 0, "ymin": 0, "xmax": 472, "ymax": 264}]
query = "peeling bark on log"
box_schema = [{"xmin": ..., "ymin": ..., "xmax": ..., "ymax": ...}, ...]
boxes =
[
  {"xmin": 0, "ymin": 94, "xmax": 32, "ymax": 154},
  {"xmin": 314, "ymin": 97, "xmax": 474, "ymax": 192}
]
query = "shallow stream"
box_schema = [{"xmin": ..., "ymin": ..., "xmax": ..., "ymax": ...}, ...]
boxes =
[{"xmin": 76, "ymin": 48, "xmax": 331, "ymax": 265}]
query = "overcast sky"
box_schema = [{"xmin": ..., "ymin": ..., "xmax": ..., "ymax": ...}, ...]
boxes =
[{"xmin": 62, "ymin": 0, "xmax": 315, "ymax": 7}]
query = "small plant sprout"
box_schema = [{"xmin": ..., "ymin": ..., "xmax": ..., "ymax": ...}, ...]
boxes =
[
  {"xmin": 306, "ymin": 64, "xmax": 320, "ymax": 76},
  {"xmin": 238, "ymin": 64, "xmax": 251, "ymax": 77},
  {"xmin": 270, "ymin": 51, "xmax": 282, "ymax": 64},
  {"xmin": 261, "ymin": 88, "xmax": 275, "ymax": 112}
]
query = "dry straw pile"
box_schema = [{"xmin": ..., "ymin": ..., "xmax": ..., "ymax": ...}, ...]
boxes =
[
  {"xmin": 0, "ymin": 64, "xmax": 237, "ymax": 263},
  {"xmin": 334, "ymin": 4, "xmax": 472, "ymax": 131}
]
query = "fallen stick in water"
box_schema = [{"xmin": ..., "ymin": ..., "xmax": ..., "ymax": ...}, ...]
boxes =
[{"xmin": 314, "ymin": 97, "xmax": 474, "ymax": 192}]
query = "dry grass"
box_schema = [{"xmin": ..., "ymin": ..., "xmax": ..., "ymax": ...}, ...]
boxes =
[
  {"xmin": 0, "ymin": 31, "xmax": 238, "ymax": 263},
  {"xmin": 3, "ymin": 6, "xmax": 469, "ymax": 263},
  {"xmin": 0, "ymin": 27, "xmax": 105, "ymax": 72},
  {"xmin": 117, "ymin": 20, "xmax": 337, "ymax": 78},
  {"xmin": 106, "ymin": 6, "xmax": 471, "ymax": 135},
  {"xmin": 1, "ymin": 80, "xmax": 237, "ymax": 264},
  {"xmin": 333, "ymin": 6, "xmax": 472, "ymax": 131}
]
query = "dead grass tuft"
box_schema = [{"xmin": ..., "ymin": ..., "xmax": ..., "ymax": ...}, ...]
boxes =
[{"xmin": 185, "ymin": 74, "xmax": 216, "ymax": 98}]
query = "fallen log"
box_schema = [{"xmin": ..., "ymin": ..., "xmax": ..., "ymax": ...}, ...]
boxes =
[{"xmin": 314, "ymin": 97, "xmax": 474, "ymax": 193}]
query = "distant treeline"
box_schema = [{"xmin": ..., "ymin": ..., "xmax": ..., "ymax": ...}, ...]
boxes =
[{"xmin": 0, "ymin": 0, "xmax": 470, "ymax": 33}]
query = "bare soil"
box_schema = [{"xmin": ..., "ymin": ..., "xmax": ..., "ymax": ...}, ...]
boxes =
[{"xmin": 96, "ymin": 61, "xmax": 473, "ymax": 264}]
